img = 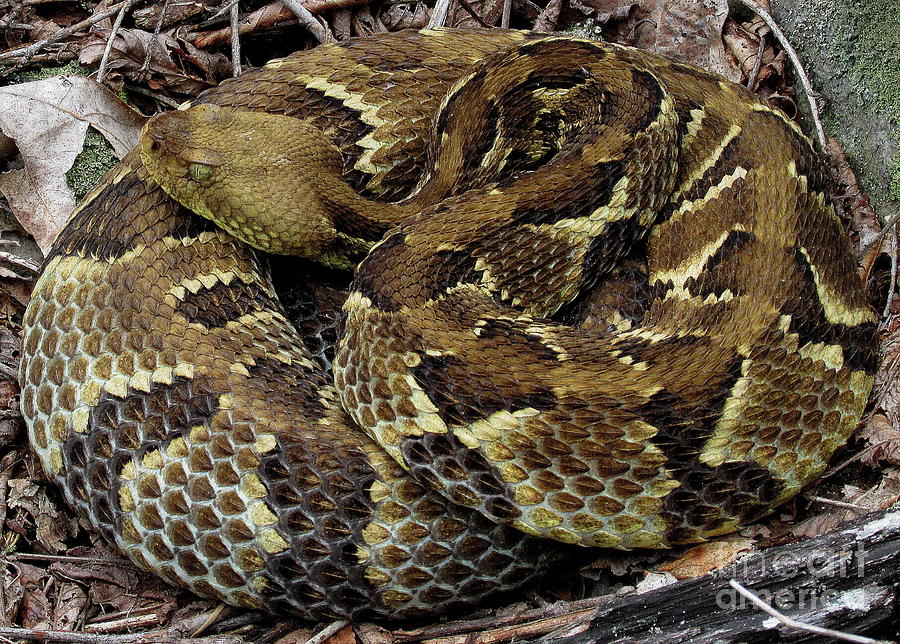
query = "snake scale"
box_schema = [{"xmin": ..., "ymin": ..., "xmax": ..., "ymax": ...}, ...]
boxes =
[{"xmin": 19, "ymin": 28, "xmax": 878, "ymax": 621}]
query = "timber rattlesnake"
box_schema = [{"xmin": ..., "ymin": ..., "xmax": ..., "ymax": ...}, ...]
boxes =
[{"xmin": 19, "ymin": 28, "xmax": 878, "ymax": 620}]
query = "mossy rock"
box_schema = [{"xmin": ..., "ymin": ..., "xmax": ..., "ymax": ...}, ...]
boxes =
[{"xmin": 769, "ymin": 0, "xmax": 899, "ymax": 218}]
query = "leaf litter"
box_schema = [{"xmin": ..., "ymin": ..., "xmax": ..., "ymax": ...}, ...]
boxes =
[
  {"xmin": 0, "ymin": 0, "xmax": 896, "ymax": 641},
  {"xmin": 0, "ymin": 75, "xmax": 144, "ymax": 253}
]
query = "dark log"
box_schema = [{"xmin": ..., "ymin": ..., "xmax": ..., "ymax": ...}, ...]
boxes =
[{"xmin": 549, "ymin": 504, "xmax": 900, "ymax": 643}]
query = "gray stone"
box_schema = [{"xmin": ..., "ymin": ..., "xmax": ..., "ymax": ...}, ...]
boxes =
[{"xmin": 767, "ymin": 0, "xmax": 899, "ymax": 221}]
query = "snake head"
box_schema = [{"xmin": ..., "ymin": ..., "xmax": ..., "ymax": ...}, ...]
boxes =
[
  {"xmin": 140, "ymin": 104, "xmax": 229, "ymax": 189},
  {"xmin": 139, "ymin": 103, "xmax": 352, "ymax": 259}
]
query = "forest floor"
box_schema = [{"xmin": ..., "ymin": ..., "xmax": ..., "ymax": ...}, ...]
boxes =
[{"xmin": 0, "ymin": 1, "xmax": 897, "ymax": 642}]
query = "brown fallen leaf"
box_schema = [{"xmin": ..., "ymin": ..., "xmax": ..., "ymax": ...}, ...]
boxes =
[
  {"xmin": 355, "ymin": 622, "xmax": 392, "ymax": 644},
  {"xmin": 0, "ymin": 380, "xmax": 20, "ymax": 449},
  {"xmin": 52, "ymin": 580, "xmax": 88, "ymax": 631},
  {"xmin": 6, "ymin": 478, "xmax": 78, "ymax": 553},
  {"xmin": 635, "ymin": 0, "xmax": 739, "ymax": 81},
  {"xmin": 532, "ymin": 0, "xmax": 564, "ymax": 32},
  {"xmin": 874, "ymin": 309, "xmax": 900, "ymax": 440},
  {"xmin": 824, "ymin": 138, "xmax": 883, "ymax": 271},
  {"xmin": 13, "ymin": 561, "xmax": 52, "ymax": 629},
  {"xmin": 80, "ymin": 27, "xmax": 229, "ymax": 95},
  {"xmin": 570, "ymin": 0, "xmax": 636, "ymax": 25},
  {"xmin": 323, "ymin": 623, "xmax": 357, "ymax": 644},
  {"xmin": 0, "ymin": 75, "xmax": 144, "ymax": 252},
  {"xmin": 858, "ymin": 413, "xmax": 900, "ymax": 466},
  {"xmin": 274, "ymin": 625, "xmax": 317, "ymax": 644},
  {"xmin": 51, "ymin": 546, "xmax": 173, "ymax": 615},
  {"xmin": 792, "ymin": 472, "xmax": 900, "ymax": 539},
  {"xmin": 133, "ymin": 0, "xmax": 219, "ymax": 31},
  {"xmin": 658, "ymin": 536, "xmax": 755, "ymax": 579},
  {"xmin": 2, "ymin": 558, "xmax": 26, "ymax": 623},
  {"xmin": 722, "ymin": 16, "xmax": 784, "ymax": 89}
]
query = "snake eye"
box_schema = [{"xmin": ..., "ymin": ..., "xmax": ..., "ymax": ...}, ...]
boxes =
[
  {"xmin": 149, "ymin": 140, "xmax": 161, "ymax": 152},
  {"xmin": 188, "ymin": 163, "xmax": 214, "ymax": 182}
]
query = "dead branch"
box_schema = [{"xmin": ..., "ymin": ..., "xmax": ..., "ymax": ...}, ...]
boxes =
[
  {"xmin": 0, "ymin": 1, "xmax": 130, "ymax": 68},
  {"xmin": 733, "ymin": 0, "xmax": 828, "ymax": 151}
]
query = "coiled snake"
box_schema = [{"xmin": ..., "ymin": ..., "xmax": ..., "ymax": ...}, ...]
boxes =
[{"xmin": 19, "ymin": 28, "xmax": 878, "ymax": 621}]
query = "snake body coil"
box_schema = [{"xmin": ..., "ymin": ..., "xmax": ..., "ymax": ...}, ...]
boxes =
[{"xmin": 20, "ymin": 29, "xmax": 878, "ymax": 620}]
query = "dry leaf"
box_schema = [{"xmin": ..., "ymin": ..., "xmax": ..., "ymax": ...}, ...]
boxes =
[
  {"xmin": 824, "ymin": 138, "xmax": 883, "ymax": 276},
  {"xmin": 0, "ymin": 75, "xmax": 144, "ymax": 253},
  {"xmin": 0, "ymin": 381, "xmax": 20, "ymax": 449},
  {"xmin": 134, "ymin": 0, "xmax": 219, "ymax": 31},
  {"xmin": 323, "ymin": 623, "xmax": 357, "ymax": 644},
  {"xmin": 48, "ymin": 544, "xmax": 172, "ymax": 613},
  {"xmin": 52, "ymin": 581, "xmax": 88, "ymax": 631},
  {"xmin": 274, "ymin": 626, "xmax": 317, "ymax": 644},
  {"xmin": 6, "ymin": 478, "xmax": 78, "ymax": 552},
  {"xmin": 792, "ymin": 473, "xmax": 900, "ymax": 539},
  {"xmin": 875, "ymin": 314, "xmax": 900, "ymax": 429},
  {"xmin": 634, "ymin": 570, "xmax": 677, "ymax": 592},
  {"xmin": 636, "ymin": 0, "xmax": 739, "ymax": 81},
  {"xmin": 14, "ymin": 561, "xmax": 52, "ymax": 629},
  {"xmin": 2, "ymin": 561, "xmax": 26, "ymax": 623},
  {"xmin": 80, "ymin": 28, "xmax": 227, "ymax": 95},
  {"xmin": 859, "ymin": 414, "xmax": 900, "ymax": 466},
  {"xmin": 355, "ymin": 622, "xmax": 392, "ymax": 644},
  {"xmin": 570, "ymin": 0, "xmax": 636, "ymax": 24},
  {"xmin": 533, "ymin": 0, "xmax": 565, "ymax": 32},
  {"xmin": 658, "ymin": 536, "xmax": 755, "ymax": 579}
]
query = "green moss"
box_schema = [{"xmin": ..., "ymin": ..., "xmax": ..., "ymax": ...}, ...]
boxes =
[
  {"xmin": 65, "ymin": 128, "xmax": 118, "ymax": 202},
  {"xmin": 773, "ymin": 0, "xmax": 899, "ymax": 214},
  {"xmin": 835, "ymin": 0, "xmax": 900, "ymax": 203},
  {"xmin": 9, "ymin": 59, "xmax": 91, "ymax": 83},
  {"xmin": 846, "ymin": 2, "xmax": 900, "ymax": 125},
  {"xmin": 892, "ymin": 152, "xmax": 900, "ymax": 202}
]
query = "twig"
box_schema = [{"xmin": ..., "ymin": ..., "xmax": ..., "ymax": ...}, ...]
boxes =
[
  {"xmin": 83, "ymin": 613, "xmax": 168, "ymax": 636},
  {"xmin": 500, "ymin": 0, "xmax": 511, "ymax": 29},
  {"xmin": 427, "ymin": 0, "xmax": 452, "ymax": 28},
  {"xmin": 807, "ymin": 495, "xmax": 872, "ymax": 512},
  {"xmin": 859, "ymin": 209, "xmax": 900, "ymax": 263},
  {"xmin": 190, "ymin": 603, "xmax": 227, "ymax": 638},
  {"xmin": 885, "ymin": 230, "xmax": 897, "ymax": 320},
  {"xmin": 746, "ymin": 30, "xmax": 765, "ymax": 90},
  {"xmin": 0, "ymin": 249, "xmax": 40, "ymax": 276},
  {"xmin": 4, "ymin": 552, "xmax": 132, "ymax": 566},
  {"xmin": 204, "ymin": 0, "xmax": 240, "ymax": 25},
  {"xmin": 123, "ymin": 83, "xmax": 181, "ymax": 109},
  {"xmin": 0, "ymin": 49, "xmax": 78, "ymax": 68},
  {"xmin": 733, "ymin": 0, "xmax": 827, "ymax": 151},
  {"xmin": 229, "ymin": 0, "xmax": 241, "ymax": 76},
  {"xmin": 305, "ymin": 621, "xmax": 349, "ymax": 644},
  {"xmin": 727, "ymin": 580, "xmax": 892, "ymax": 644},
  {"xmin": 421, "ymin": 608, "xmax": 597, "ymax": 644},
  {"xmin": 0, "ymin": 626, "xmax": 242, "ymax": 643},
  {"xmin": 85, "ymin": 604, "xmax": 175, "ymax": 626},
  {"xmin": 198, "ymin": 611, "xmax": 267, "ymax": 633},
  {"xmin": 96, "ymin": 0, "xmax": 134, "ymax": 84},
  {"xmin": 456, "ymin": 0, "xmax": 490, "ymax": 28},
  {"xmin": 193, "ymin": 1, "xmax": 368, "ymax": 49},
  {"xmin": 0, "ymin": 1, "xmax": 129, "ymax": 66},
  {"xmin": 394, "ymin": 596, "xmax": 615, "ymax": 642},
  {"xmin": 280, "ymin": 0, "xmax": 331, "ymax": 43},
  {"xmin": 139, "ymin": 0, "xmax": 170, "ymax": 79}
]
